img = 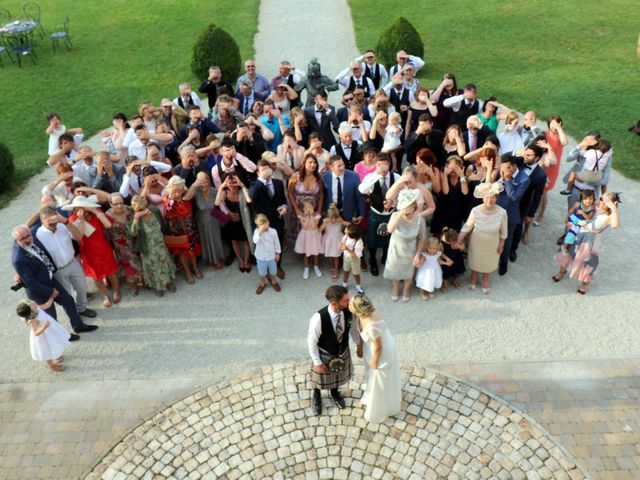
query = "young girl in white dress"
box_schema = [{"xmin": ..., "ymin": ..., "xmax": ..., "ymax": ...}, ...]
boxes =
[
  {"xmin": 382, "ymin": 112, "xmax": 403, "ymax": 172},
  {"xmin": 321, "ymin": 202, "xmax": 349, "ymax": 279},
  {"xmin": 349, "ymin": 294, "xmax": 401, "ymax": 424},
  {"xmin": 414, "ymin": 237, "xmax": 454, "ymax": 300},
  {"xmin": 16, "ymin": 300, "xmax": 70, "ymax": 373},
  {"xmin": 294, "ymin": 199, "xmax": 323, "ymax": 279}
]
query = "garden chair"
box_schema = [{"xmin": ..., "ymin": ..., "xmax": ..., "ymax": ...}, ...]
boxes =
[
  {"xmin": 23, "ymin": 2, "xmax": 46, "ymax": 38},
  {"xmin": 0, "ymin": 9, "xmax": 11, "ymax": 25},
  {"xmin": 6, "ymin": 35, "xmax": 37, "ymax": 67},
  {"xmin": 50, "ymin": 16, "xmax": 71, "ymax": 52}
]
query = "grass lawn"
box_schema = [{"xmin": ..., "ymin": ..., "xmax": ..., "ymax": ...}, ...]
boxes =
[
  {"xmin": 0, "ymin": 0, "xmax": 258, "ymax": 205},
  {"xmin": 348, "ymin": 0, "xmax": 640, "ymax": 180}
]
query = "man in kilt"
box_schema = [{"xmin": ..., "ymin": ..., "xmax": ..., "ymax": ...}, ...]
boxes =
[
  {"xmin": 357, "ymin": 152, "xmax": 400, "ymax": 276},
  {"xmin": 307, "ymin": 285, "xmax": 363, "ymax": 415}
]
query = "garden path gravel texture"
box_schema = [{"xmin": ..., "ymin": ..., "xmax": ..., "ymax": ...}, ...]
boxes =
[{"xmin": 1, "ymin": 1, "xmax": 639, "ymax": 385}]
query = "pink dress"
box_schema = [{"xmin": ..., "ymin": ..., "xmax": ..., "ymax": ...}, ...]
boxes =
[
  {"xmin": 322, "ymin": 220, "xmax": 343, "ymax": 257},
  {"xmin": 294, "ymin": 214, "xmax": 323, "ymax": 256},
  {"xmin": 354, "ymin": 162, "xmax": 377, "ymax": 182}
]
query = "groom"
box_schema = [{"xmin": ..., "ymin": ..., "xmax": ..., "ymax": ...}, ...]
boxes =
[{"xmin": 307, "ymin": 285, "xmax": 362, "ymax": 415}]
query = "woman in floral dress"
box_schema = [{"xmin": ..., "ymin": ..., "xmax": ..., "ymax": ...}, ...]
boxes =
[{"xmin": 106, "ymin": 193, "xmax": 143, "ymax": 296}]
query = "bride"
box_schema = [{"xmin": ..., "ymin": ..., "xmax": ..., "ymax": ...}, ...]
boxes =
[{"xmin": 349, "ymin": 294, "xmax": 402, "ymax": 423}]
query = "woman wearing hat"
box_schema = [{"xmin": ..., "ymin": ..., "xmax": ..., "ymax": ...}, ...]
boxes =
[
  {"xmin": 457, "ymin": 182, "xmax": 508, "ymax": 294},
  {"xmin": 383, "ymin": 189, "xmax": 427, "ymax": 302},
  {"xmin": 65, "ymin": 196, "xmax": 121, "ymax": 307}
]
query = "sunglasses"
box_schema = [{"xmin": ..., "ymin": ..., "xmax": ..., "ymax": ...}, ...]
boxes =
[
  {"xmin": 18, "ymin": 233, "xmax": 32, "ymax": 241},
  {"xmin": 344, "ymin": 97, "xmax": 354, "ymax": 102}
]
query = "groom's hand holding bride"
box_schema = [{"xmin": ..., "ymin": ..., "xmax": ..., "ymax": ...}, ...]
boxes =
[
  {"xmin": 313, "ymin": 364, "xmax": 328, "ymax": 374},
  {"xmin": 369, "ymin": 359, "xmax": 378, "ymax": 369}
]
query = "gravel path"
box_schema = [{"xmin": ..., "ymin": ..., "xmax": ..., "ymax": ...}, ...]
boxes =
[{"xmin": 1, "ymin": 1, "xmax": 638, "ymax": 384}]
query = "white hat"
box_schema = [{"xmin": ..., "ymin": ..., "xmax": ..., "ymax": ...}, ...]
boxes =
[
  {"xmin": 473, "ymin": 182, "xmax": 504, "ymax": 199},
  {"xmin": 61, "ymin": 195, "xmax": 101, "ymax": 211},
  {"xmin": 396, "ymin": 189, "xmax": 420, "ymax": 210}
]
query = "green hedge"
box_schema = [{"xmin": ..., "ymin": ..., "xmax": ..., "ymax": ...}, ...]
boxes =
[
  {"xmin": 0, "ymin": 142, "xmax": 15, "ymax": 194},
  {"xmin": 191, "ymin": 23, "xmax": 242, "ymax": 85},
  {"xmin": 375, "ymin": 17, "xmax": 424, "ymax": 68}
]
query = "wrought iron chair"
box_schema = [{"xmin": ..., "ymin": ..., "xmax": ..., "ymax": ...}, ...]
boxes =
[
  {"xmin": 6, "ymin": 35, "xmax": 37, "ymax": 67},
  {"xmin": 22, "ymin": 2, "xmax": 46, "ymax": 38},
  {"xmin": 50, "ymin": 16, "xmax": 71, "ymax": 52},
  {"xmin": 0, "ymin": 9, "xmax": 11, "ymax": 24}
]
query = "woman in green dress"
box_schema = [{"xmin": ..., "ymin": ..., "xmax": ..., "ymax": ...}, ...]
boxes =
[{"xmin": 130, "ymin": 195, "xmax": 177, "ymax": 296}]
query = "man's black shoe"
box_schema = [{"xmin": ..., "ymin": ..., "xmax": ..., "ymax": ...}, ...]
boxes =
[
  {"xmin": 370, "ymin": 260, "xmax": 379, "ymax": 277},
  {"xmin": 330, "ymin": 389, "xmax": 346, "ymax": 409},
  {"xmin": 498, "ymin": 263, "xmax": 508, "ymax": 276},
  {"xmin": 69, "ymin": 334, "xmax": 80, "ymax": 342},
  {"xmin": 509, "ymin": 251, "xmax": 517, "ymax": 263},
  {"xmin": 74, "ymin": 324, "xmax": 98, "ymax": 333},
  {"xmin": 313, "ymin": 389, "xmax": 322, "ymax": 416},
  {"xmin": 79, "ymin": 308, "xmax": 97, "ymax": 318}
]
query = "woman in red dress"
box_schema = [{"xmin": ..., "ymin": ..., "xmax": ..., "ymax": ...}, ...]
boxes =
[
  {"xmin": 66, "ymin": 196, "xmax": 120, "ymax": 307},
  {"xmin": 163, "ymin": 176, "xmax": 203, "ymax": 284},
  {"xmin": 536, "ymin": 115, "xmax": 568, "ymax": 224}
]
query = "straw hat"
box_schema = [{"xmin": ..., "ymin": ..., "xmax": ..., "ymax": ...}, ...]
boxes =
[
  {"xmin": 473, "ymin": 182, "xmax": 504, "ymax": 199},
  {"xmin": 160, "ymin": 98, "xmax": 174, "ymax": 107},
  {"xmin": 396, "ymin": 189, "xmax": 420, "ymax": 210},
  {"xmin": 61, "ymin": 195, "xmax": 101, "ymax": 211}
]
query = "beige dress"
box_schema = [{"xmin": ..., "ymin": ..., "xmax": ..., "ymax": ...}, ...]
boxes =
[{"xmin": 461, "ymin": 205, "xmax": 508, "ymax": 273}]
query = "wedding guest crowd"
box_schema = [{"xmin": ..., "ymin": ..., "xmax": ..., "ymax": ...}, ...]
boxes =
[{"xmin": 12, "ymin": 50, "xmax": 622, "ymax": 373}]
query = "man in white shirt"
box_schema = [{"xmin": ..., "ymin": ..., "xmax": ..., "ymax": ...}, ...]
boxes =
[
  {"xmin": 119, "ymin": 157, "xmax": 172, "ymax": 198},
  {"xmin": 307, "ymin": 285, "xmax": 362, "ymax": 415},
  {"xmin": 335, "ymin": 62, "xmax": 375, "ymax": 99},
  {"xmin": 358, "ymin": 152, "xmax": 399, "ymax": 275},
  {"xmin": 71, "ymin": 146, "xmax": 98, "ymax": 186},
  {"xmin": 388, "ymin": 50, "xmax": 425, "ymax": 77},
  {"xmin": 35, "ymin": 206, "xmax": 97, "ymax": 318},
  {"xmin": 443, "ymin": 83, "xmax": 483, "ymax": 130},
  {"xmin": 329, "ymin": 122, "xmax": 362, "ymax": 170},
  {"xmin": 354, "ymin": 50, "xmax": 388, "ymax": 90},
  {"xmin": 173, "ymin": 82, "xmax": 202, "ymax": 111},
  {"xmin": 127, "ymin": 125, "xmax": 173, "ymax": 160}
]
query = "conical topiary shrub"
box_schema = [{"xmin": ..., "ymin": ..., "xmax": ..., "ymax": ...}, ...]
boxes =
[
  {"xmin": 0, "ymin": 142, "xmax": 15, "ymax": 194},
  {"xmin": 375, "ymin": 17, "xmax": 424, "ymax": 68},
  {"xmin": 191, "ymin": 24, "xmax": 242, "ymax": 84}
]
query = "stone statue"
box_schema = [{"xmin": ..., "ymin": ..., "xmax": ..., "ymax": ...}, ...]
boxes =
[{"xmin": 295, "ymin": 57, "xmax": 339, "ymax": 108}]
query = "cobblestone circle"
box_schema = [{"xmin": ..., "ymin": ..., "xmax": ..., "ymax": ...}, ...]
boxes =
[{"xmin": 87, "ymin": 363, "xmax": 588, "ymax": 480}]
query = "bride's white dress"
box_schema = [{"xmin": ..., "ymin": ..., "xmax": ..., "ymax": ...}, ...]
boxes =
[{"xmin": 360, "ymin": 319, "xmax": 402, "ymax": 423}]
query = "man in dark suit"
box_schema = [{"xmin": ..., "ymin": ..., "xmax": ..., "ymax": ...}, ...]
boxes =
[
  {"xmin": 250, "ymin": 160, "xmax": 288, "ymax": 279},
  {"xmin": 198, "ymin": 66, "xmax": 234, "ymax": 109},
  {"xmin": 178, "ymin": 106, "xmax": 219, "ymax": 142},
  {"xmin": 496, "ymin": 156, "xmax": 530, "ymax": 276},
  {"xmin": 404, "ymin": 114, "xmax": 445, "ymax": 167},
  {"xmin": 463, "ymin": 116, "xmax": 492, "ymax": 154},
  {"xmin": 304, "ymin": 90, "xmax": 340, "ymax": 149},
  {"xmin": 510, "ymin": 144, "xmax": 547, "ymax": 262},
  {"xmin": 11, "ymin": 225, "xmax": 97, "ymax": 337},
  {"xmin": 322, "ymin": 156, "xmax": 365, "ymax": 223}
]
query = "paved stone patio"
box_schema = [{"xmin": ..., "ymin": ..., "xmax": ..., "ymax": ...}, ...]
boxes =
[{"xmin": 86, "ymin": 362, "xmax": 588, "ymax": 480}]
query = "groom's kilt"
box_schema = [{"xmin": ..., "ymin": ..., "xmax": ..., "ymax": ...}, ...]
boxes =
[
  {"xmin": 309, "ymin": 349, "xmax": 352, "ymax": 390},
  {"xmin": 367, "ymin": 209, "xmax": 392, "ymax": 249}
]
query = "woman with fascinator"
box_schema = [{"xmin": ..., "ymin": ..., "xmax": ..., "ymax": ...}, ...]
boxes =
[
  {"xmin": 383, "ymin": 189, "xmax": 428, "ymax": 302},
  {"xmin": 16, "ymin": 300, "xmax": 71, "ymax": 373},
  {"xmin": 457, "ymin": 182, "xmax": 508, "ymax": 294}
]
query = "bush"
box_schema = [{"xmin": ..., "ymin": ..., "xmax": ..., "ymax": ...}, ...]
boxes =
[
  {"xmin": 375, "ymin": 17, "xmax": 424, "ymax": 68},
  {"xmin": 191, "ymin": 23, "xmax": 242, "ymax": 85},
  {"xmin": 0, "ymin": 142, "xmax": 15, "ymax": 194}
]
